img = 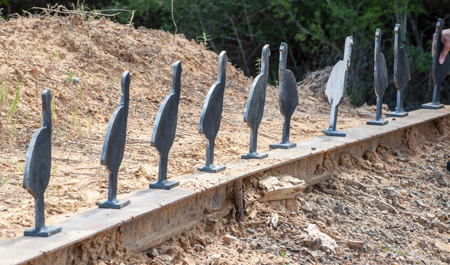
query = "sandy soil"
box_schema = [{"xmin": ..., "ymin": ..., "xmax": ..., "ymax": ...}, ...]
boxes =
[
  {"xmin": 89, "ymin": 118, "xmax": 450, "ymax": 265},
  {"xmin": 0, "ymin": 15, "xmax": 370, "ymax": 239}
]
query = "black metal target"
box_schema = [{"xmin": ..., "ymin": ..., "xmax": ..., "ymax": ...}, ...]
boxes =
[
  {"xmin": 422, "ymin": 18, "xmax": 450, "ymax": 109},
  {"xmin": 270, "ymin": 42, "xmax": 298, "ymax": 149},
  {"xmin": 242, "ymin": 45, "xmax": 270, "ymax": 159},
  {"xmin": 99, "ymin": 71, "xmax": 131, "ymax": 209},
  {"xmin": 23, "ymin": 89, "xmax": 62, "ymax": 237},
  {"xmin": 150, "ymin": 61, "xmax": 182, "ymax": 189},
  {"xmin": 387, "ymin": 24, "xmax": 410, "ymax": 118},
  {"xmin": 198, "ymin": 51, "xmax": 227, "ymax": 173},
  {"xmin": 367, "ymin": 29, "xmax": 389, "ymax": 126}
]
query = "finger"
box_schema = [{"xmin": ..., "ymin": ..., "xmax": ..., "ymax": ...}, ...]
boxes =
[{"xmin": 439, "ymin": 43, "xmax": 450, "ymax": 64}]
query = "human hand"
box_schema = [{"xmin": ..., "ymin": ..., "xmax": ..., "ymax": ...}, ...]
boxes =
[{"xmin": 432, "ymin": 29, "xmax": 450, "ymax": 64}]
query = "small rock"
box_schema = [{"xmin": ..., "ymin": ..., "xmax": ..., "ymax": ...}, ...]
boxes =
[
  {"xmin": 149, "ymin": 248, "xmax": 158, "ymax": 258},
  {"xmin": 194, "ymin": 244, "xmax": 203, "ymax": 252},
  {"xmin": 206, "ymin": 219, "xmax": 218, "ymax": 225},
  {"xmin": 384, "ymin": 187, "xmax": 398, "ymax": 197},
  {"xmin": 416, "ymin": 199, "xmax": 426, "ymax": 207},
  {"xmin": 233, "ymin": 230, "xmax": 242, "ymax": 237},
  {"xmin": 374, "ymin": 163, "xmax": 384, "ymax": 170},
  {"xmin": 182, "ymin": 257, "xmax": 196, "ymax": 265},
  {"xmin": 435, "ymin": 221, "xmax": 449, "ymax": 231},
  {"xmin": 426, "ymin": 213, "xmax": 436, "ymax": 219},
  {"xmin": 223, "ymin": 234, "xmax": 233, "ymax": 245},
  {"xmin": 160, "ymin": 254, "xmax": 173, "ymax": 262},
  {"xmin": 207, "ymin": 254, "xmax": 221, "ymax": 265},
  {"xmin": 247, "ymin": 228, "xmax": 255, "ymax": 234},
  {"xmin": 348, "ymin": 240, "xmax": 364, "ymax": 250},
  {"xmin": 418, "ymin": 216, "xmax": 432, "ymax": 228}
]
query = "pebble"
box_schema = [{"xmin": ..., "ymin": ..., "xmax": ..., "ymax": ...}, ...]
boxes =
[
  {"xmin": 247, "ymin": 228, "xmax": 255, "ymax": 234},
  {"xmin": 182, "ymin": 257, "xmax": 195, "ymax": 265},
  {"xmin": 426, "ymin": 213, "xmax": 436, "ymax": 219},
  {"xmin": 149, "ymin": 248, "xmax": 158, "ymax": 258},
  {"xmin": 375, "ymin": 163, "xmax": 384, "ymax": 170},
  {"xmin": 194, "ymin": 244, "xmax": 204, "ymax": 252},
  {"xmin": 160, "ymin": 254, "xmax": 173, "ymax": 262},
  {"xmin": 223, "ymin": 234, "xmax": 233, "ymax": 245}
]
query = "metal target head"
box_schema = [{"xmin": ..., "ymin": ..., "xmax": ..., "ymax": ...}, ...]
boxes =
[
  {"xmin": 98, "ymin": 71, "xmax": 131, "ymax": 209},
  {"xmin": 242, "ymin": 44, "xmax": 270, "ymax": 159},
  {"xmin": 198, "ymin": 51, "xmax": 227, "ymax": 173},
  {"xmin": 23, "ymin": 89, "xmax": 62, "ymax": 237},
  {"xmin": 387, "ymin": 24, "xmax": 410, "ymax": 118},
  {"xmin": 367, "ymin": 29, "xmax": 388, "ymax": 126},
  {"xmin": 270, "ymin": 42, "xmax": 298, "ymax": 149},
  {"xmin": 150, "ymin": 61, "xmax": 182, "ymax": 189},
  {"xmin": 322, "ymin": 36, "xmax": 353, "ymax": 137},
  {"xmin": 422, "ymin": 18, "xmax": 450, "ymax": 109}
]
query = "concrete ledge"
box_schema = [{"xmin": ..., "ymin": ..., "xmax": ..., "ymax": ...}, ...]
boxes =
[{"xmin": 1, "ymin": 107, "xmax": 449, "ymax": 265}]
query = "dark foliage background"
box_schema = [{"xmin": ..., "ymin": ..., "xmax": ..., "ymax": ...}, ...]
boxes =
[{"xmin": 2, "ymin": 0, "xmax": 450, "ymax": 109}]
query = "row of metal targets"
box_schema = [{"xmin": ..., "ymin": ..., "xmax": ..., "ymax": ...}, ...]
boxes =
[{"xmin": 21, "ymin": 19, "xmax": 449, "ymax": 237}]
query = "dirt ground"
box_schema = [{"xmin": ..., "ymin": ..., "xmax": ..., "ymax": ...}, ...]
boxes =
[
  {"xmin": 0, "ymin": 13, "xmax": 375, "ymax": 239},
  {"xmin": 88, "ymin": 118, "xmax": 450, "ymax": 265}
]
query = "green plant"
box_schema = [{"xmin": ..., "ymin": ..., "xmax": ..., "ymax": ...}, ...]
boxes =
[
  {"xmin": 0, "ymin": 177, "xmax": 11, "ymax": 189},
  {"xmin": 377, "ymin": 243, "xmax": 388, "ymax": 252},
  {"xmin": 8, "ymin": 83, "xmax": 20, "ymax": 122},
  {"xmin": 68, "ymin": 70, "xmax": 73, "ymax": 84},
  {"xmin": 8, "ymin": 121, "xmax": 16, "ymax": 144},
  {"xmin": 55, "ymin": 183, "xmax": 61, "ymax": 202},
  {"xmin": 196, "ymin": 31, "xmax": 212, "ymax": 49},
  {"xmin": 78, "ymin": 87, "xmax": 83, "ymax": 99},
  {"xmin": 278, "ymin": 250, "xmax": 289, "ymax": 265},
  {"xmin": 17, "ymin": 161, "xmax": 24, "ymax": 173},
  {"xmin": 52, "ymin": 165, "xmax": 58, "ymax": 175},
  {"xmin": 55, "ymin": 51, "xmax": 60, "ymax": 61},
  {"xmin": 254, "ymin": 57, "xmax": 262, "ymax": 74},
  {"xmin": 133, "ymin": 153, "xmax": 138, "ymax": 161}
]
